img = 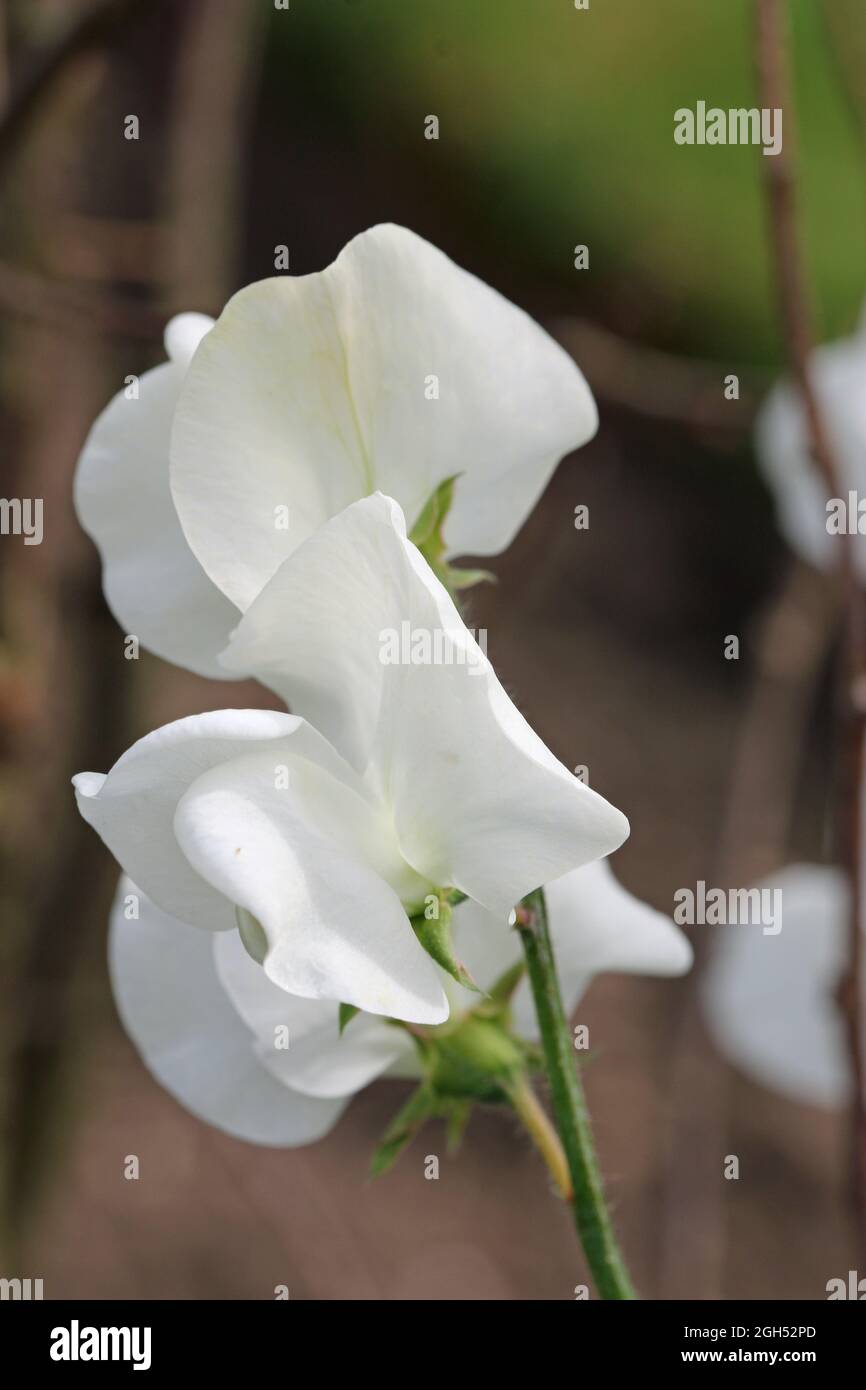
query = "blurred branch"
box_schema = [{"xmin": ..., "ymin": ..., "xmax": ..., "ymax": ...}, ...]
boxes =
[
  {"xmin": 552, "ymin": 316, "xmax": 762, "ymax": 439},
  {"xmin": 755, "ymin": 0, "xmax": 866, "ymax": 1253},
  {"xmin": 0, "ymin": 0, "xmax": 173, "ymax": 1253},
  {"xmin": 717, "ymin": 563, "xmax": 841, "ymax": 887},
  {"xmin": 0, "ymin": 1, "xmax": 9, "ymax": 115},
  {"xmin": 0, "ymin": 256, "xmax": 163, "ymax": 337},
  {"xmin": 755, "ymin": 1, "xmax": 848, "ymax": 518},
  {"xmin": 0, "ymin": 2, "xmax": 177, "ymax": 346},
  {"xmin": 659, "ymin": 563, "xmax": 839, "ymax": 1299},
  {"xmin": 0, "ymin": 0, "xmax": 159, "ymax": 174},
  {"xmin": 165, "ymin": 0, "xmax": 265, "ymax": 312}
]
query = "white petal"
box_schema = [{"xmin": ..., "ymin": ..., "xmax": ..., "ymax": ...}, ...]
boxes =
[
  {"xmin": 450, "ymin": 859, "xmax": 693, "ymax": 1037},
  {"xmin": 222, "ymin": 493, "xmax": 628, "ymax": 907},
  {"xmin": 164, "ymin": 311, "xmax": 213, "ymax": 366},
  {"xmin": 172, "ymin": 747, "xmax": 448, "ymax": 1023},
  {"xmin": 370, "ymin": 541, "xmax": 629, "ymax": 914},
  {"xmin": 73, "ymin": 708, "xmax": 342, "ymax": 932},
  {"xmin": 171, "ymin": 224, "xmax": 596, "ymax": 611},
  {"xmin": 756, "ymin": 324, "xmax": 866, "ymax": 582},
  {"xmin": 701, "ymin": 863, "xmax": 852, "ymax": 1107},
  {"xmin": 109, "ymin": 879, "xmax": 346, "ymax": 1146},
  {"xmin": 74, "ymin": 319, "xmax": 240, "ymax": 678},
  {"xmin": 220, "ymin": 492, "xmax": 427, "ymax": 769},
  {"xmin": 543, "ymin": 858, "xmax": 693, "ymax": 1000},
  {"xmin": 213, "ymin": 929, "xmax": 414, "ymax": 1097},
  {"xmin": 441, "ymin": 899, "xmax": 520, "ymax": 1017}
]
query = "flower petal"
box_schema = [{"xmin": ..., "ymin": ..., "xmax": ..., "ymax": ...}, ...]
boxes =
[
  {"xmin": 220, "ymin": 491, "xmax": 429, "ymax": 769},
  {"xmin": 756, "ymin": 323, "xmax": 866, "ymax": 582},
  {"xmin": 73, "ymin": 707, "xmax": 354, "ymax": 932},
  {"xmin": 701, "ymin": 863, "xmax": 852, "ymax": 1107},
  {"xmin": 449, "ymin": 859, "xmax": 693, "ymax": 1036},
  {"xmin": 171, "ymin": 224, "xmax": 596, "ymax": 611},
  {"xmin": 369, "ymin": 533, "xmax": 629, "ymax": 913},
  {"xmin": 74, "ymin": 314, "xmax": 239, "ymax": 677},
  {"xmin": 546, "ymin": 858, "xmax": 692, "ymax": 984},
  {"xmin": 110, "ymin": 878, "xmax": 347, "ymax": 1146},
  {"xmin": 164, "ymin": 311, "xmax": 214, "ymax": 366},
  {"xmin": 221, "ymin": 492, "xmax": 628, "ymax": 907},
  {"xmin": 213, "ymin": 929, "xmax": 415, "ymax": 1098},
  {"xmin": 172, "ymin": 747, "xmax": 448, "ymax": 1023}
]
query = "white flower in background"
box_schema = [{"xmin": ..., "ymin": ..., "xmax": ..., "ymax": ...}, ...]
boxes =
[
  {"xmin": 756, "ymin": 306, "xmax": 866, "ymax": 581},
  {"xmin": 75, "ymin": 497, "xmax": 630, "ymax": 1023},
  {"xmin": 111, "ymin": 862, "xmax": 692, "ymax": 1146},
  {"xmin": 75, "ymin": 223, "xmax": 597, "ymax": 674},
  {"xmin": 701, "ymin": 863, "xmax": 853, "ymax": 1107}
]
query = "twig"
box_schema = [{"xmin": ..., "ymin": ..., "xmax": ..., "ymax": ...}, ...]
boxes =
[
  {"xmin": 0, "ymin": 1, "xmax": 10, "ymax": 116},
  {"xmin": 551, "ymin": 315, "xmax": 762, "ymax": 438},
  {"xmin": 164, "ymin": 0, "xmax": 265, "ymax": 312},
  {"xmin": 658, "ymin": 560, "xmax": 840, "ymax": 1297},
  {"xmin": 755, "ymin": 0, "xmax": 866, "ymax": 1252},
  {"xmin": 0, "ymin": 256, "xmax": 163, "ymax": 338}
]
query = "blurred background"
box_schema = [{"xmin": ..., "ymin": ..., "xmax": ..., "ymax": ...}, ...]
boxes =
[{"xmin": 1, "ymin": 0, "xmax": 864, "ymax": 1299}]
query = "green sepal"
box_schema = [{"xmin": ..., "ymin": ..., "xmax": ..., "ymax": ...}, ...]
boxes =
[
  {"xmin": 369, "ymin": 1083, "xmax": 437, "ymax": 1178},
  {"xmin": 488, "ymin": 959, "xmax": 526, "ymax": 1005},
  {"xmin": 409, "ymin": 476, "xmax": 495, "ymax": 599},
  {"xmin": 440, "ymin": 566, "xmax": 496, "ymax": 592},
  {"xmin": 338, "ymin": 1002, "xmax": 360, "ymax": 1035},
  {"xmin": 410, "ymin": 899, "xmax": 481, "ymax": 993},
  {"xmin": 428, "ymin": 1015, "xmax": 527, "ymax": 1103},
  {"xmin": 409, "ymin": 474, "xmax": 459, "ymax": 557},
  {"xmin": 444, "ymin": 1099, "xmax": 473, "ymax": 1154}
]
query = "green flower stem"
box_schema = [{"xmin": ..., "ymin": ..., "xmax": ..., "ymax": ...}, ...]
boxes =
[{"xmin": 516, "ymin": 888, "xmax": 637, "ymax": 1300}]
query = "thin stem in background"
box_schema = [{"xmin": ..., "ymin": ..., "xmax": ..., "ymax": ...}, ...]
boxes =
[
  {"xmin": 754, "ymin": 0, "xmax": 866, "ymax": 1251},
  {"xmin": 657, "ymin": 559, "xmax": 841, "ymax": 1298},
  {"xmin": 516, "ymin": 889, "xmax": 637, "ymax": 1300},
  {"xmin": 552, "ymin": 314, "xmax": 762, "ymax": 439}
]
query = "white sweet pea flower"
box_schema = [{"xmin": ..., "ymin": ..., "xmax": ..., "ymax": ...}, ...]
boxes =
[
  {"xmin": 755, "ymin": 306, "xmax": 866, "ymax": 581},
  {"xmin": 171, "ymin": 223, "xmax": 596, "ymax": 611},
  {"xmin": 75, "ymin": 224, "xmax": 597, "ymax": 674},
  {"xmin": 111, "ymin": 862, "xmax": 691, "ymax": 1146},
  {"xmin": 74, "ymin": 495, "xmax": 629, "ymax": 1023},
  {"xmin": 701, "ymin": 863, "xmax": 853, "ymax": 1106}
]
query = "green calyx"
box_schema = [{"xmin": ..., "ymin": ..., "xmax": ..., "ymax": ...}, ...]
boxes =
[
  {"xmin": 422, "ymin": 1013, "xmax": 528, "ymax": 1104},
  {"xmin": 367, "ymin": 885, "xmax": 542, "ymax": 1179},
  {"xmin": 408, "ymin": 892, "xmax": 480, "ymax": 993},
  {"xmin": 408, "ymin": 475, "xmax": 495, "ymax": 599},
  {"xmin": 369, "ymin": 1013, "xmax": 531, "ymax": 1179},
  {"xmin": 369, "ymin": 964, "xmax": 541, "ymax": 1178}
]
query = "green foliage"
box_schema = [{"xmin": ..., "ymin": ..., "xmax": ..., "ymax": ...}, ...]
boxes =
[
  {"xmin": 369, "ymin": 1003, "xmax": 545, "ymax": 1177},
  {"xmin": 369, "ymin": 1084, "xmax": 438, "ymax": 1178}
]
